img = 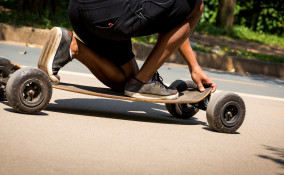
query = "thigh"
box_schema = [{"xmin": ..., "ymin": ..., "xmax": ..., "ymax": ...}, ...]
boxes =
[{"xmin": 83, "ymin": 35, "xmax": 134, "ymax": 66}]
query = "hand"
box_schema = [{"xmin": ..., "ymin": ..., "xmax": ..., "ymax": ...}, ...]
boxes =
[{"xmin": 191, "ymin": 66, "xmax": 216, "ymax": 93}]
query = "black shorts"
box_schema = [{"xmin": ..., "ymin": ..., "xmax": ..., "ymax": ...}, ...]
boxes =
[{"xmin": 69, "ymin": 0, "xmax": 196, "ymax": 66}]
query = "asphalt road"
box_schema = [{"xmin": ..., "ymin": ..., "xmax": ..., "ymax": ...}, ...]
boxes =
[{"xmin": 0, "ymin": 42, "xmax": 284, "ymax": 175}]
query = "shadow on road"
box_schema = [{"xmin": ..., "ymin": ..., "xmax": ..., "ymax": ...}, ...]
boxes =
[
  {"xmin": 45, "ymin": 98, "xmax": 208, "ymax": 126},
  {"xmin": 202, "ymin": 126, "xmax": 240, "ymax": 134},
  {"xmin": 1, "ymin": 101, "xmax": 48, "ymax": 115},
  {"xmin": 257, "ymin": 145, "xmax": 284, "ymax": 169}
]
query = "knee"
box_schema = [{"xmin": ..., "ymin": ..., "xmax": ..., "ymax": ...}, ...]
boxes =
[
  {"xmin": 186, "ymin": 0, "xmax": 204, "ymax": 19},
  {"xmin": 195, "ymin": 0, "xmax": 204, "ymax": 14},
  {"xmin": 70, "ymin": 37, "xmax": 79, "ymax": 57}
]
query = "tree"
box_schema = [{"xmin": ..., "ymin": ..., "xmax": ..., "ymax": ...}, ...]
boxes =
[
  {"xmin": 216, "ymin": 0, "xmax": 237, "ymax": 29},
  {"xmin": 250, "ymin": 1, "xmax": 261, "ymax": 31}
]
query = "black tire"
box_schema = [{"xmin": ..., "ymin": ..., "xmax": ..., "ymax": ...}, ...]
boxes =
[
  {"xmin": 0, "ymin": 57, "xmax": 21, "ymax": 74},
  {"xmin": 0, "ymin": 66, "xmax": 10, "ymax": 101},
  {"xmin": 6, "ymin": 67, "xmax": 52, "ymax": 114},
  {"xmin": 206, "ymin": 92, "xmax": 245, "ymax": 133},
  {"xmin": 166, "ymin": 103, "xmax": 199, "ymax": 119},
  {"xmin": 166, "ymin": 80, "xmax": 199, "ymax": 119},
  {"xmin": 0, "ymin": 57, "xmax": 21, "ymax": 101},
  {"xmin": 0, "ymin": 57, "xmax": 12, "ymax": 68},
  {"xmin": 169, "ymin": 79, "xmax": 198, "ymax": 92}
]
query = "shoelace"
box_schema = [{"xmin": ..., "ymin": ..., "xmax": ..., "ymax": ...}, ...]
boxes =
[{"xmin": 152, "ymin": 72, "xmax": 167, "ymax": 89}]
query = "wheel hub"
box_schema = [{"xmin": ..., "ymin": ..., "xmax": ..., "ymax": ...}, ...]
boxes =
[
  {"xmin": 221, "ymin": 101, "xmax": 241, "ymax": 127},
  {"xmin": 20, "ymin": 79, "xmax": 45, "ymax": 107}
]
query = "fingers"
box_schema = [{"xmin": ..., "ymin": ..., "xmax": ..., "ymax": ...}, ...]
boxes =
[
  {"xmin": 200, "ymin": 78, "xmax": 217, "ymax": 93},
  {"xmin": 210, "ymin": 82, "xmax": 217, "ymax": 93},
  {"xmin": 196, "ymin": 81, "xmax": 205, "ymax": 92},
  {"xmin": 190, "ymin": 69, "xmax": 216, "ymax": 93},
  {"xmin": 204, "ymin": 80, "xmax": 216, "ymax": 93}
]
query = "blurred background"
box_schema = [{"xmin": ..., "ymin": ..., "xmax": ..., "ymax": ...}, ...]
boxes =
[{"xmin": 0, "ymin": 0, "xmax": 283, "ymax": 63}]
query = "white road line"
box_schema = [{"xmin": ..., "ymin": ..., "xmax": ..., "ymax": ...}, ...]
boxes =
[
  {"xmin": 216, "ymin": 90, "xmax": 284, "ymax": 102},
  {"xmin": 21, "ymin": 66, "xmax": 94, "ymax": 77},
  {"xmin": 212, "ymin": 78, "xmax": 266, "ymax": 87}
]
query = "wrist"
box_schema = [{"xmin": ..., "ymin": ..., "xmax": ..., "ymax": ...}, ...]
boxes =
[{"xmin": 189, "ymin": 64, "xmax": 201, "ymax": 73}]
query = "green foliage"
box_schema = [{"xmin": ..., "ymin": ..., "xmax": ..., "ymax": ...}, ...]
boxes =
[
  {"xmin": 200, "ymin": 0, "xmax": 218, "ymax": 24},
  {"xmin": 236, "ymin": 0, "xmax": 284, "ymax": 36},
  {"xmin": 0, "ymin": 0, "xmax": 71, "ymax": 29},
  {"xmin": 132, "ymin": 35, "xmax": 157, "ymax": 45},
  {"xmin": 201, "ymin": 0, "xmax": 284, "ymax": 36},
  {"xmin": 0, "ymin": 0, "xmax": 17, "ymax": 8}
]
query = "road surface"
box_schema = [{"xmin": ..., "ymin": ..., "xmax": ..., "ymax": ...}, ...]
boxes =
[{"xmin": 0, "ymin": 42, "xmax": 284, "ymax": 175}]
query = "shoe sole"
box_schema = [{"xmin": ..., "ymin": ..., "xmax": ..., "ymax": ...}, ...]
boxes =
[
  {"xmin": 38, "ymin": 27, "xmax": 62, "ymax": 84},
  {"xmin": 124, "ymin": 91, "xmax": 179, "ymax": 100}
]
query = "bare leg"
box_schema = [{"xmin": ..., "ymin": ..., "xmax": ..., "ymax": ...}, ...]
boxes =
[
  {"xmin": 135, "ymin": 0, "xmax": 204, "ymax": 83},
  {"xmin": 70, "ymin": 37, "xmax": 138, "ymax": 91}
]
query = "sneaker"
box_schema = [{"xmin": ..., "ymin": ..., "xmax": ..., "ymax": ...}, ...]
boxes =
[
  {"xmin": 38, "ymin": 27, "xmax": 73, "ymax": 84},
  {"xmin": 124, "ymin": 72, "xmax": 179, "ymax": 100}
]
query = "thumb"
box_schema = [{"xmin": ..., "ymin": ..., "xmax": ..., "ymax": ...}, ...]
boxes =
[{"xmin": 196, "ymin": 81, "xmax": 205, "ymax": 92}]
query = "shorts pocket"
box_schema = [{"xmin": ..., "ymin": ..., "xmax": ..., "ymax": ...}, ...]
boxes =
[
  {"xmin": 93, "ymin": 17, "xmax": 120, "ymax": 29},
  {"xmin": 140, "ymin": 0, "xmax": 176, "ymax": 20},
  {"xmin": 79, "ymin": 0, "xmax": 132, "ymax": 40}
]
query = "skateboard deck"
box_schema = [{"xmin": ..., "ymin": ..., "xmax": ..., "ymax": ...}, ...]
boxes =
[{"xmin": 53, "ymin": 82, "xmax": 212, "ymax": 104}]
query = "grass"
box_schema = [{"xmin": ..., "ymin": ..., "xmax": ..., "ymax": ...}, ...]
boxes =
[
  {"xmin": 193, "ymin": 43, "xmax": 284, "ymax": 63},
  {"xmin": 236, "ymin": 50, "xmax": 284, "ymax": 63},
  {"xmin": 195, "ymin": 23, "xmax": 284, "ymax": 47},
  {"xmin": 133, "ymin": 24, "xmax": 284, "ymax": 48}
]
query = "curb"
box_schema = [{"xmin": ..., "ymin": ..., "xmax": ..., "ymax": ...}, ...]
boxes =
[
  {"xmin": 0, "ymin": 23, "xmax": 49, "ymax": 45},
  {"xmin": 1, "ymin": 23, "xmax": 283, "ymax": 79}
]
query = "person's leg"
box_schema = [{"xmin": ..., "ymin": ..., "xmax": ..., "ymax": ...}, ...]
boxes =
[
  {"xmin": 70, "ymin": 36, "xmax": 139, "ymax": 91},
  {"xmin": 38, "ymin": 27, "xmax": 139, "ymax": 91},
  {"xmin": 135, "ymin": 0, "xmax": 204, "ymax": 83}
]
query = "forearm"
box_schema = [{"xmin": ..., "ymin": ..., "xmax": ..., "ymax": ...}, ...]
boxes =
[{"xmin": 178, "ymin": 38, "xmax": 200, "ymax": 72}]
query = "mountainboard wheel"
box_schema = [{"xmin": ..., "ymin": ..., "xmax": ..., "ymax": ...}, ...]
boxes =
[
  {"xmin": 166, "ymin": 80, "xmax": 199, "ymax": 119},
  {"xmin": 206, "ymin": 92, "xmax": 245, "ymax": 133},
  {"xmin": 0, "ymin": 57, "xmax": 21, "ymax": 101},
  {"xmin": 166, "ymin": 103, "xmax": 199, "ymax": 119},
  {"xmin": 6, "ymin": 67, "xmax": 52, "ymax": 114}
]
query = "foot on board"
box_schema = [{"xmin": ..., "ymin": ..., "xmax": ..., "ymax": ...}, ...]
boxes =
[{"xmin": 125, "ymin": 72, "xmax": 179, "ymax": 100}]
